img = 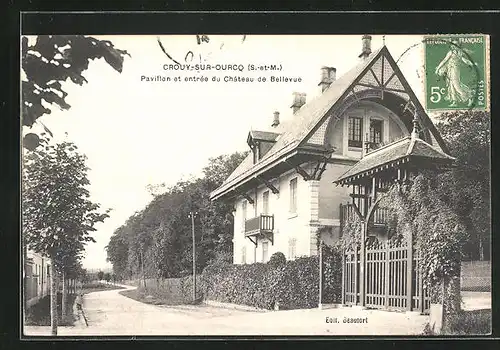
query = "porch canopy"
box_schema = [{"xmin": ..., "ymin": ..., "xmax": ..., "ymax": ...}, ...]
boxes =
[{"xmin": 334, "ymin": 134, "xmax": 456, "ymax": 187}]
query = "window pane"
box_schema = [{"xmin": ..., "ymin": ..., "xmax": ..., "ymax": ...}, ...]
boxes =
[
  {"xmin": 348, "ymin": 117, "xmax": 363, "ymax": 148},
  {"xmin": 263, "ymin": 191, "xmax": 269, "ymax": 214},
  {"xmin": 370, "ymin": 119, "xmax": 383, "ymax": 144}
]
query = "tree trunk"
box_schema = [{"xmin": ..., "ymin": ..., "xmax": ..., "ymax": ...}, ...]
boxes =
[
  {"xmin": 62, "ymin": 272, "xmax": 67, "ymax": 320},
  {"xmin": 50, "ymin": 264, "xmax": 58, "ymax": 336}
]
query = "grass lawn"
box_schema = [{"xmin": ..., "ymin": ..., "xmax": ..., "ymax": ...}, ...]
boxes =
[
  {"xmin": 80, "ymin": 282, "xmax": 125, "ymax": 295},
  {"xmin": 25, "ymin": 293, "xmax": 76, "ymax": 326},
  {"xmin": 423, "ymin": 308, "xmax": 492, "ymax": 335},
  {"xmin": 120, "ymin": 288, "xmax": 191, "ymax": 306},
  {"xmin": 444, "ymin": 309, "xmax": 492, "ymax": 335}
]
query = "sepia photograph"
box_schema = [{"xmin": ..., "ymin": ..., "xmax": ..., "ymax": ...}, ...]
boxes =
[{"xmin": 20, "ymin": 32, "xmax": 491, "ymax": 337}]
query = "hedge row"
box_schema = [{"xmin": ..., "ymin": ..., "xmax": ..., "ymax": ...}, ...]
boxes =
[
  {"xmin": 130, "ymin": 246, "xmax": 342, "ymax": 311},
  {"xmin": 199, "ymin": 245, "xmax": 342, "ymax": 310}
]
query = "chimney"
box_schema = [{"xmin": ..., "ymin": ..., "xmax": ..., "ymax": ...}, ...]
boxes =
[
  {"xmin": 272, "ymin": 111, "xmax": 280, "ymax": 127},
  {"xmin": 359, "ymin": 35, "xmax": 372, "ymax": 59},
  {"xmin": 290, "ymin": 92, "xmax": 306, "ymax": 114},
  {"xmin": 318, "ymin": 66, "xmax": 336, "ymax": 93}
]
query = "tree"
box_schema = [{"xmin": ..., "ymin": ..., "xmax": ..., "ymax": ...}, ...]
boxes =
[
  {"xmin": 104, "ymin": 272, "xmax": 112, "ymax": 284},
  {"xmin": 435, "ymin": 111, "xmax": 490, "ymax": 260},
  {"xmin": 21, "ymin": 35, "xmax": 130, "ymax": 148},
  {"xmin": 105, "ymin": 151, "xmax": 248, "ymax": 281},
  {"xmin": 97, "ymin": 270, "xmax": 104, "ymax": 281},
  {"xmin": 23, "ymin": 136, "xmax": 110, "ymax": 335}
]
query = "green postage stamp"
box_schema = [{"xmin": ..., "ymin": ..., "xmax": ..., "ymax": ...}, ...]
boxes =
[{"xmin": 424, "ymin": 34, "xmax": 489, "ymax": 111}]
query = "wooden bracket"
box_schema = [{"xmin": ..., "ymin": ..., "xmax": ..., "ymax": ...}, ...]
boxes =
[
  {"xmin": 351, "ymin": 202, "xmax": 364, "ymax": 221},
  {"xmin": 310, "ymin": 157, "xmax": 329, "ymax": 181},
  {"xmin": 256, "ymin": 176, "xmax": 279, "ymax": 194},
  {"xmin": 316, "ymin": 159, "xmax": 328, "ymax": 179},
  {"xmin": 262, "ymin": 232, "xmax": 274, "ymax": 245},
  {"xmin": 246, "ymin": 235, "xmax": 257, "ymax": 247},
  {"xmin": 294, "ymin": 164, "xmax": 311, "ymax": 181},
  {"xmin": 241, "ymin": 192, "xmax": 254, "ymax": 205},
  {"xmin": 311, "ymin": 161, "xmax": 322, "ymax": 180}
]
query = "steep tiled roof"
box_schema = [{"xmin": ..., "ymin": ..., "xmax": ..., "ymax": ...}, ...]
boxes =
[
  {"xmin": 211, "ymin": 44, "xmax": 451, "ymax": 201},
  {"xmin": 214, "ymin": 49, "xmax": 383, "ymax": 195},
  {"xmin": 335, "ymin": 136, "xmax": 455, "ymax": 183}
]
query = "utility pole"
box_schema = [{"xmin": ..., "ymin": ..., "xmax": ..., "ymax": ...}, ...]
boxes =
[{"xmin": 188, "ymin": 211, "xmax": 198, "ymax": 301}]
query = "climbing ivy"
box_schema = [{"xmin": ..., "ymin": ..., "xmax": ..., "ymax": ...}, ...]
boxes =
[
  {"xmin": 379, "ymin": 171, "xmax": 468, "ymax": 314},
  {"xmin": 340, "ymin": 171, "xmax": 468, "ymax": 316},
  {"xmin": 337, "ymin": 214, "xmax": 362, "ymax": 251}
]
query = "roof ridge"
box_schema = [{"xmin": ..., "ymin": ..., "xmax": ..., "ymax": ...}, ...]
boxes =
[{"xmin": 413, "ymin": 137, "xmax": 456, "ymax": 160}]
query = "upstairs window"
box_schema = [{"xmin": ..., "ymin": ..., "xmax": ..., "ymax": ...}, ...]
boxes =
[
  {"xmin": 370, "ymin": 119, "xmax": 383, "ymax": 145},
  {"xmin": 289, "ymin": 178, "xmax": 297, "ymax": 214},
  {"xmin": 262, "ymin": 190, "xmax": 269, "ymax": 214},
  {"xmin": 348, "ymin": 117, "xmax": 363, "ymax": 148}
]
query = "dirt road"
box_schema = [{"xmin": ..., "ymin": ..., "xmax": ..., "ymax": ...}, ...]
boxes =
[{"xmin": 24, "ymin": 285, "xmax": 430, "ymax": 336}]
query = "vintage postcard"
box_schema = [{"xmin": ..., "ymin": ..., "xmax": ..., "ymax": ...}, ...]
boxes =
[{"xmin": 21, "ymin": 33, "xmax": 491, "ymax": 337}]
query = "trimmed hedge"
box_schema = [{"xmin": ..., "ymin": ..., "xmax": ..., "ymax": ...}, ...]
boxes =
[
  {"xmin": 129, "ymin": 245, "xmax": 342, "ymax": 311},
  {"xmin": 199, "ymin": 244, "xmax": 342, "ymax": 310}
]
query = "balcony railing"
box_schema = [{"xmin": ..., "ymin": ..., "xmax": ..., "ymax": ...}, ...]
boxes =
[
  {"xmin": 245, "ymin": 214, "xmax": 274, "ymax": 236},
  {"xmin": 340, "ymin": 203, "xmax": 390, "ymax": 228}
]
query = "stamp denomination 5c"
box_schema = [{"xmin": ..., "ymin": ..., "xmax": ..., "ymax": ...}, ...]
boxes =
[{"xmin": 424, "ymin": 35, "xmax": 488, "ymax": 111}]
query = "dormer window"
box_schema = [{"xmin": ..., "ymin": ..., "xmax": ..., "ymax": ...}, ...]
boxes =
[{"xmin": 247, "ymin": 130, "xmax": 280, "ymax": 164}]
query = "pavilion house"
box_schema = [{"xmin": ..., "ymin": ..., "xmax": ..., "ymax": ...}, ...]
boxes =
[{"xmin": 210, "ymin": 36, "xmax": 455, "ymax": 312}]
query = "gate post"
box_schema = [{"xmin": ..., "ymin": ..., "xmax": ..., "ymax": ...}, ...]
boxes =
[
  {"xmin": 407, "ymin": 234, "xmax": 413, "ymax": 311},
  {"xmin": 359, "ymin": 221, "xmax": 366, "ymax": 307},
  {"xmin": 419, "ymin": 253, "xmax": 425, "ymax": 313}
]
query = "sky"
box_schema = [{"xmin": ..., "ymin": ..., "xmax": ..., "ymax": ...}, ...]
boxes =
[{"xmin": 22, "ymin": 34, "xmax": 426, "ymax": 270}]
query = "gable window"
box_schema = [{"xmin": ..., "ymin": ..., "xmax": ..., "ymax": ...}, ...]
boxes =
[
  {"xmin": 348, "ymin": 117, "xmax": 363, "ymax": 148},
  {"xmin": 289, "ymin": 178, "xmax": 297, "ymax": 214},
  {"xmin": 369, "ymin": 119, "xmax": 383, "ymax": 145},
  {"xmin": 262, "ymin": 241, "xmax": 269, "ymax": 262},
  {"xmin": 262, "ymin": 190, "xmax": 269, "ymax": 214}
]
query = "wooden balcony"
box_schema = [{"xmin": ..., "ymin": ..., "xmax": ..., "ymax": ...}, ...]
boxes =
[
  {"xmin": 244, "ymin": 214, "xmax": 274, "ymax": 245},
  {"xmin": 340, "ymin": 203, "xmax": 389, "ymax": 228}
]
